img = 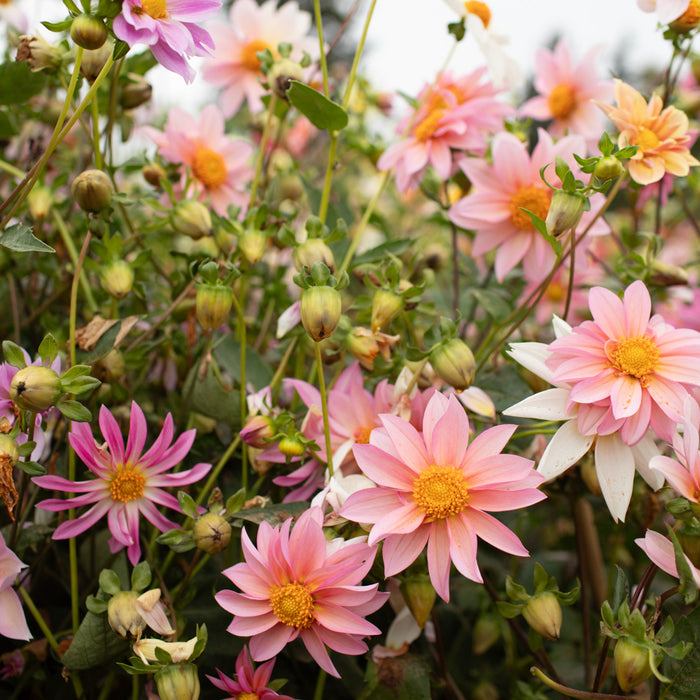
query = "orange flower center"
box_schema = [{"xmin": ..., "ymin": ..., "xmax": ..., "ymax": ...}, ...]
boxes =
[
  {"xmin": 354, "ymin": 425, "xmax": 374, "ymax": 444},
  {"xmin": 464, "ymin": 1, "xmax": 491, "ymax": 28},
  {"xmin": 137, "ymin": 0, "xmax": 167, "ymax": 19},
  {"xmin": 632, "ymin": 126, "xmax": 661, "ymax": 152},
  {"xmin": 671, "ymin": 0, "xmax": 700, "ymax": 31},
  {"xmin": 608, "ymin": 336, "xmax": 660, "ymax": 383},
  {"xmin": 413, "ymin": 465, "xmax": 469, "ymax": 520},
  {"xmin": 192, "ymin": 147, "xmax": 227, "ymax": 189},
  {"xmin": 509, "ymin": 186, "xmax": 551, "ymax": 231},
  {"xmin": 239, "ymin": 39, "xmax": 270, "ymax": 71},
  {"xmin": 110, "ymin": 468, "xmax": 146, "ymax": 503},
  {"xmin": 548, "ymin": 83, "xmax": 577, "ymax": 119},
  {"xmin": 414, "ymin": 95, "xmax": 449, "ymax": 142},
  {"xmin": 237, "ymin": 694, "xmax": 259, "ymax": 700},
  {"xmin": 269, "ymin": 582, "xmax": 315, "ymax": 629},
  {"xmin": 546, "ymin": 281, "xmax": 566, "ymax": 302}
]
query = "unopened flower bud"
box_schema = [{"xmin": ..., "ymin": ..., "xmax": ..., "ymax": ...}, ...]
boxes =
[
  {"xmin": 430, "ymin": 338, "xmax": 476, "ymax": 391},
  {"xmin": 16, "ymin": 34, "xmax": 63, "ymax": 72},
  {"xmin": 268, "ymin": 58, "xmax": 304, "ymax": 99},
  {"xmin": 92, "ymin": 349, "xmax": 125, "ymax": 384},
  {"xmin": 196, "ymin": 284, "xmax": 234, "ymax": 331},
  {"xmin": 71, "ymin": 169, "xmax": 112, "ymax": 213},
  {"xmin": 143, "ymin": 163, "xmax": 167, "ymax": 188},
  {"xmin": 80, "ymin": 41, "xmax": 113, "ymax": 82},
  {"xmin": 400, "ymin": 574, "xmax": 436, "ymax": 629},
  {"xmin": 10, "ymin": 366, "xmax": 61, "ymax": 413},
  {"xmin": 107, "ymin": 591, "xmax": 146, "ymax": 639},
  {"xmin": 0, "ymin": 435, "xmax": 19, "ymax": 467},
  {"xmin": 472, "ymin": 681, "xmax": 499, "ymax": 700},
  {"xmin": 172, "ymin": 201, "xmax": 212, "ymax": 240},
  {"xmin": 345, "ymin": 327, "xmax": 380, "ymax": 370},
  {"xmin": 240, "ymin": 414, "xmax": 274, "ymax": 448},
  {"xmin": 472, "ymin": 614, "xmax": 501, "ymax": 655},
  {"xmin": 101, "ymin": 260, "xmax": 134, "ymax": 299},
  {"xmin": 670, "ymin": 0, "xmax": 700, "ymax": 32},
  {"xmin": 120, "ymin": 74, "xmax": 152, "ymax": 110},
  {"xmin": 279, "ymin": 435, "xmax": 305, "ymax": 458},
  {"xmin": 70, "ymin": 15, "xmax": 107, "ymax": 50},
  {"xmin": 301, "ymin": 286, "xmax": 342, "ymax": 342},
  {"xmin": 280, "ymin": 174, "xmax": 304, "ymax": 200},
  {"xmin": 594, "ymin": 156, "xmax": 624, "ymax": 182},
  {"xmin": 155, "ymin": 663, "xmax": 200, "ymax": 700},
  {"xmin": 371, "ymin": 290, "xmax": 403, "ymax": 331},
  {"xmin": 293, "ymin": 239, "xmax": 335, "ymax": 273},
  {"xmin": 545, "ymin": 190, "xmax": 585, "ymax": 238},
  {"xmin": 193, "ymin": 512, "xmax": 232, "ymax": 554},
  {"xmin": 614, "ymin": 639, "xmax": 653, "ymax": 692},
  {"xmin": 238, "ymin": 229, "xmax": 266, "ymax": 265},
  {"xmin": 134, "ymin": 637, "xmax": 198, "ymax": 665},
  {"xmin": 521, "ymin": 592, "xmax": 562, "ymax": 641},
  {"xmin": 27, "ymin": 186, "xmax": 52, "ymax": 221}
]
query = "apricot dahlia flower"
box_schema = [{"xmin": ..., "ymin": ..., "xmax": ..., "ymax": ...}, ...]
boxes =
[
  {"xmin": 216, "ymin": 507, "xmax": 388, "ymax": 678},
  {"xmin": 340, "ymin": 392, "xmax": 545, "ymax": 602},
  {"xmin": 34, "ymin": 402, "xmax": 211, "ymax": 565},
  {"xmin": 596, "ymin": 79, "xmax": 698, "ymax": 185}
]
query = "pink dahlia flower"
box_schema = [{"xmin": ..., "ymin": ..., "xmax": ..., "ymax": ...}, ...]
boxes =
[
  {"xmin": 34, "ymin": 402, "xmax": 211, "ymax": 565},
  {"xmin": 378, "ymin": 68, "xmax": 513, "ymax": 193},
  {"xmin": 449, "ymin": 129, "xmax": 610, "ymax": 283},
  {"xmin": 519, "ymin": 40, "xmax": 613, "ymax": 147},
  {"xmin": 201, "ymin": 0, "xmax": 318, "ymax": 116},
  {"xmin": 143, "ymin": 104, "xmax": 254, "ymax": 216},
  {"xmin": 216, "ymin": 507, "xmax": 388, "ymax": 678},
  {"xmin": 208, "ymin": 646, "xmax": 296, "ymax": 700},
  {"xmin": 113, "ymin": 0, "xmax": 221, "ymax": 84},
  {"xmin": 0, "ymin": 532, "xmax": 31, "ymax": 641},
  {"xmin": 340, "ymin": 392, "xmax": 545, "ymax": 602},
  {"xmin": 636, "ymin": 529, "xmax": 700, "ymax": 587}
]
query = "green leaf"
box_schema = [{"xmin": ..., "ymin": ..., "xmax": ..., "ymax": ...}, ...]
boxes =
[
  {"xmin": 113, "ymin": 40, "xmax": 130, "ymax": 61},
  {"xmin": 351, "ymin": 239, "xmax": 412, "ymax": 266},
  {"xmin": 468, "ymin": 288, "xmax": 511, "ymax": 322},
  {"xmin": 235, "ymin": 501, "xmax": 309, "ymax": 526},
  {"xmin": 178, "ymin": 491, "xmax": 199, "ymax": 520},
  {"xmin": 0, "ymin": 110, "xmax": 17, "ymax": 139},
  {"xmin": 37, "ymin": 334, "xmax": 59, "ymax": 365},
  {"xmin": 0, "ymin": 223, "xmax": 55, "ymax": 253},
  {"xmin": 17, "ymin": 460, "xmax": 46, "ymax": 477},
  {"xmin": 662, "ymin": 606, "xmax": 700, "ymax": 700},
  {"xmin": 212, "ymin": 335, "xmax": 273, "ymax": 391},
  {"xmin": 41, "ymin": 19, "xmax": 73, "ymax": 32},
  {"xmin": 0, "ymin": 62, "xmax": 47, "ymax": 106},
  {"xmin": 611, "ymin": 565, "xmax": 630, "ymax": 615},
  {"xmin": 2, "ymin": 341, "xmax": 27, "ymax": 368},
  {"xmin": 669, "ymin": 526, "xmax": 699, "ymax": 604},
  {"xmin": 56, "ymin": 399, "xmax": 92, "ymax": 422},
  {"xmin": 131, "ymin": 561, "xmax": 151, "ymax": 592},
  {"xmin": 86, "ymin": 595, "xmax": 109, "ymax": 615},
  {"xmin": 447, "ymin": 20, "xmax": 466, "ymax": 42},
  {"xmin": 99, "ymin": 569, "xmax": 122, "ymax": 597},
  {"xmin": 286, "ymin": 80, "xmax": 348, "ymax": 131},
  {"xmin": 523, "ymin": 210, "xmax": 562, "ymax": 256},
  {"xmin": 224, "ymin": 488, "xmax": 247, "ymax": 517},
  {"xmin": 61, "ymin": 610, "xmax": 129, "ymax": 671},
  {"xmin": 61, "ymin": 375, "xmax": 102, "ymax": 395}
]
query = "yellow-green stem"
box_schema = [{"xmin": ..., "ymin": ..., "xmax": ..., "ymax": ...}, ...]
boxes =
[
  {"xmin": 314, "ymin": 342, "xmax": 334, "ymax": 477},
  {"xmin": 313, "ymin": 0, "xmax": 329, "ymax": 97},
  {"xmin": 318, "ymin": 134, "xmax": 337, "ymax": 223},
  {"xmin": 0, "ymin": 159, "xmax": 25, "ymax": 179},
  {"xmin": 341, "ymin": 0, "xmax": 377, "ymax": 110},
  {"xmin": 90, "ymin": 91, "xmax": 103, "ymax": 170},
  {"xmin": 249, "ymin": 93, "xmax": 277, "ymax": 209},
  {"xmin": 231, "ymin": 293, "xmax": 248, "ymax": 492},
  {"xmin": 530, "ymin": 667, "xmax": 625, "ymax": 699}
]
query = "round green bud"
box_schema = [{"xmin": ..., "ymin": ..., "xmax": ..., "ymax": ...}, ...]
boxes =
[
  {"xmin": 370, "ymin": 289, "xmax": 403, "ymax": 332},
  {"xmin": 107, "ymin": 591, "xmax": 145, "ymax": 639},
  {"xmin": 9, "ymin": 366, "xmax": 61, "ymax": 413},
  {"xmin": 171, "ymin": 200, "xmax": 213, "ymax": 240},
  {"xmin": 399, "ymin": 574, "xmax": 436, "ymax": 629},
  {"xmin": 70, "ymin": 15, "xmax": 108, "ymax": 50},
  {"xmin": 300, "ymin": 286, "xmax": 342, "ymax": 342},
  {"xmin": 154, "ymin": 663, "xmax": 201, "ymax": 700},
  {"xmin": 71, "ymin": 169, "xmax": 112, "ymax": 213},
  {"xmin": 545, "ymin": 189, "xmax": 585, "ymax": 239},
  {"xmin": 101, "ymin": 260, "xmax": 135, "ymax": 300},
  {"xmin": 293, "ymin": 239, "xmax": 335, "ymax": 273},
  {"xmin": 430, "ymin": 338, "xmax": 476, "ymax": 392},
  {"xmin": 120, "ymin": 74, "xmax": 153, "ymax": 110},
  {"xmin": 238, "ymin": 229, "xmax": 267, "ymax": 265},
  {"xmin": 279, "ymin": 436, "xmax": 305, "ymax": 458},
  {"xmin": 522, "ymin": 591, "xmax": 562, "ymax": 641},
  {"xmin": 193, "ymin": 512, "xmax": 232, "ymax": 555},
  {"xmin": 594, "ymin": 156, "xmax": 624, "ymax": 182},
  {"xmin": 614, "ymin": 638, "xmax": 653, "ymax": 692},
  {"xmin": 196, "ymin": 283, "xmax": 234, "ymax": 331}
]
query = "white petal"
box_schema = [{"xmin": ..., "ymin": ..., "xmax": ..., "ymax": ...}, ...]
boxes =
[
  {"xmin": 551, "ymin": 315, "xmax": 573, "ymax": 339},
  {"xmin": 595, "ymin": 435, "xmax": 635, "ymax": 523},
  {"xmin": 457, "ymin": 386, "xmax": 496, "ymax": 418},
  {"xmin": 631, "ymin": 433, "xmax": 664, "ymax": 490},
  {"xmin": 537, "ymin": 420, "xmax": 594, "ymax": 480},
  {"xmin": 503, "ymin": 388, "xmax": 571, "ymax": 420},
  {"xmin": 507, "ymin": 342, "xmax": 555, "ymax": 384}
]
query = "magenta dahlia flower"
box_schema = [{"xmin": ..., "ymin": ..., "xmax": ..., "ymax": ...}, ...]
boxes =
[
  {"xmin": 113, "ymin": 0, "xmax": 221, "ymax": 84},
  {"xmin": 340, "ymin": 392, "xmax": 545, "ymax": 602},
  {"xmin": 34, "ymin": 402, "xmax": 211, "ymax": 565},
  {"xmin": 216, "ymin": 507, "xmax": 388, "ymax": 678},
  {"xmin": 207, "ymin": 646, "xmax": 296, "ymax": 700}
]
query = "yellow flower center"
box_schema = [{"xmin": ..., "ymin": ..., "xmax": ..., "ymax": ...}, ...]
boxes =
[
  {"xmin": 671, "ymin": 0, "xmax": 700, "ymax": 31},
  {"xmin": 546, "ymin": 281, "xmax": 566, "ymax": 302},
  {"xmin": 633, "ymin": 126, "xmax": 660, "ymax": 152},
  {"xmin": 413, "ymin": 465, "xmax": 469, "ymax": 520},
  {"xmin": 192, "ymin": 147, "xmax": 227, "ymax": 189},
  {"xmin": 240, "ymin": 39, "xmax": 271, "ymax": 72},
  {"xmin": 547, "ymin": 83, "xmax": 577, "ymax": 119},
  {"xmin": 269, "ymin": 582, "xmax": 315, "ymax": 629},
  {"xmin": 110, "ymin": 468, "xmax": 146, "ymax": 503},
  {"xmin": 354, "ymin": 425, "xmax": 374, "ymax": 444},
  {"xmin": 509, "ymin": 186, "xmax": 551, "ymax": 231},
  {"xmin": 464, "ymin": 1, "xmax": 492, "ymax": 28},
  {"xmin": 608, "ymin": 336, "xmax": 660, "ymax": 383},
  {"xmin": 237, "ymin": 694, "xmax": 259, "ymax": 700},
  {"xmin": 138, "ymin": 0, "xmax": 167, "ymax": 19},
  {"xmin": 414, "ymin": 95, "xmax": 449, "ymax": 142}
]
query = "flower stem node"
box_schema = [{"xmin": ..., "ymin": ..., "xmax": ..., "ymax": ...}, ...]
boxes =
[
  {"xmin": 171, "ymin": 201, "xmax": 213, "ymax": 240},
  {"xmin": 71, "ymin": 169, "xmax": 113, "ymax": 213},
  {"xmin": 521, "ymin": 591, "xmax": 562, "ymax": 641},
  {"xmin": 430, "ymin": 338, "xmax": 476, "ymax": 391},
  {"xmin": 371, "ymin": 289, "xmax": 403, "ymax": 332},
  {"xmin": 195, "ymin": 283, "xmax": 234, "ymax": 331},
  {"xmin": 9, "ymin": 366, "xmax": 61, "ymax": 413},
  {"xmin": 70, "ymin": 15, "xmax": 108, "ymax": 50},
  {"xmin": 614, "ymin": 639, "xmax": 653, "ymax": 692},
  {"xmin": 399, "ymin": 574, "xmax": 436, "ymax": 629},
  {"xmin": 545, "ymin": 189, "xmax": 585, "ymax": 238},
  {"xmin": 154, "ymin": 663, "xmax": 201, "ymax": 700},
  {"xmin": 193, "ymin": 512, "xmax": 232, "ymax": 555},
  {"xmin": 101, "ymin": 260, "xmax": 135, "ymax": 300},
  {"xmin": 300, "ymin": 286, "xmax": 342, "ymax": 342}
]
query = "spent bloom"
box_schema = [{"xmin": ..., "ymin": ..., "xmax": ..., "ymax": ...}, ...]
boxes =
[
  {"xmin": 596, "ymin": 79, "xmax": 699, "ymax": 185},
  {"xmin": 113, "ymin": 0, "xmax": 221, "ymax": 83},
  {"xmin": 201, "ymin": 0, "xmax": 318, "ymax": 116},
  {"xmin": 340, "ymin": 392, "xmax": 545, "ymax": 602},
  {"xmin": 636, "ymin": 529, "xmax": 700, "ymax": 587},
  {"xmin": 0, "ymin": 531, "xmax": 31, "ymax": 641},
  {"xmin": 34, "ymin": 402, "xmax": 211, "ymax": 565},
  {"xmin": 449, "ymin": 129, "xmax": 609, "ymax": 283},
  {"xmin": 378, "ymin": 68, "xmax": 513, "ymax": 193},
  {"xmin": 519, "ymin": 40, "xmax": 613, "ymax": 146},
  {"xmin": 216, "ymin": 507, "xmax": 388, "ymax": 678},
  {"xmin": 207, "ymin": 646, "xmax": 296, "ymax": 700},
  {"xmin": 143, "ymin": 104, "xmax": 253, "ymax": 216}
]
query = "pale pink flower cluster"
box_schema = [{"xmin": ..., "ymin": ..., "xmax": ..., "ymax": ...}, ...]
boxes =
[
  {"xmin": 378, "ymin": 69, "xmax": 513, "ymax": 193},
  {"xmin": 341, "ymin": 392, "xmax": 545, "ymax": 602}
]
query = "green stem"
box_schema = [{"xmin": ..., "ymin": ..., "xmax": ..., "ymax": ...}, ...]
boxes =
[
  {"xmin": 314, "ymin": 342, "xmax": 334, "ymax": 477},
  {"xmin": 313, "ymin": 668, "xmax": 327, "ymax": 700},
  {"xmin": 0, "ymin": 159, "xmax": 26, "ymax": 179},
  {"xmin": 90, "ymin": 91, "xmax": 103, "ymax": 170},
  {"xmin": 69, "ymin": 232, "xmax": 92, "ymax": 367},
  {"xmin": 313, "ymin": 0, "xmax": 329, "ymax": 97},
  {"xmin": 249, "ymin": 93, "xmax": 277, "ymax": 209},
  {"xmin": 531, "ymin": 667, "xmax": 626, "ymax": 699},
  {"xmin": 318, "ymin": 134, "xmax": 337, "ymax": 224},
  {"xmin": 341, "ymin": 0, "xmax": 377, "ymax": 110},
  {"xmin": 231, "ymin": 293, "xmax": 248, "ymax": 493},
  {"xmin": 195, "ymin": 436, "xmax": 242, "ymax": 506}
]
